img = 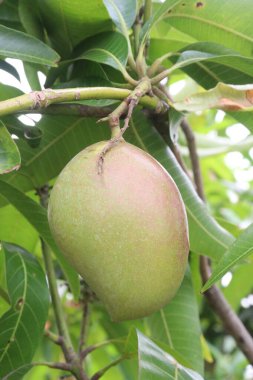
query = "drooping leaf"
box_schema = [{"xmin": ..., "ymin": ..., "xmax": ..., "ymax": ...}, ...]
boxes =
[
  {"xmin": 174, "ymin": 83, "xmax": 253, "ymax": 114},
  {"xmin": 127, "ymin": 110, "xmax": 234, "ymax": 260},
  {"xmin": 75, "ymin": 32, "xmax": 128, "ymax": 73},
  {"xmin": 140, "ymin": 0, "xmax": 182, "ymax": 45},
  {"xmin": 136, "ymin": 330, "xmax": 204, "ymax": 380},
  {"xmin": 0, "ymin": 25, "xmax": 60, "ymax": 66},
  {"xmin": 202, "ymin": 223, "xmax": 253, "ymax": 292},
  {"xmin": 0, "ymin": 121, "xmax": 21, "ymax": 174},
  {"xmin": 0, "ymin": 243, "xmax": 49, "ymax": 380},
  {"xmin": 0, "ymin": 181, "xmax": 80, "ymax": 299},
  {"xmin": 146, "ymin": 269, "xmax": 204, "ymax": 375}
]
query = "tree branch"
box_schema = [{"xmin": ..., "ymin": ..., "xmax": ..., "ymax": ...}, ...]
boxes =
[
  {"xmin": 181, "ymin": 119, "xmax": 253, "ymax": 364},
  {"xmin": 0, "ymin": 87, "xmax": 159, "ymax": 117},
  {"xmin": 38, "ymin": 185, "xmax": 75, "ymax": 363},
  {"xmin": 78, "ymin": 295, "xmax": 89, "ymax": 356},
  {"xmin": 180, "ymin": 120, "xmax": 205, "ymax": 201}
]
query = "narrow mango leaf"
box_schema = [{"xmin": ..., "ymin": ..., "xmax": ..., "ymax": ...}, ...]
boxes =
[
  {"xmin": 76, "ymin": 31, "xmax": 128, "ymax": 73},
  {"xmin": 0, "ymin": 243, "xmax": 49, "ymax": 380},
  {"xmin": 137, "ymin": 330, "xmax": 204, "ymax": 380},
  {"xmin": 174, "ymin": 83, "xmax": 253, "ymax": 113},
  {"xmin": 0, "ymin": 25, "xmax": 60, "ymax": 66},
  {"xmin": 146, "ymin": 270, "xmax": 204, "ymax": 375},
  {"xmin": 140, "ymin": 0, "xmax": 182, "ymax": 45},
  {"xmin": 128, "ymin": 110, "xmax": 234, "ymax": 260},
  {"xmin": 0, "ymin": 121, "xmax": 21, "ymax": 174},
  {"xmin": 0, "ymin": 180, "xmax": 80, "ymax": 299},
  {"xmin": 202, "ymin": 223, "xmax": 253, "ymax": 292}
]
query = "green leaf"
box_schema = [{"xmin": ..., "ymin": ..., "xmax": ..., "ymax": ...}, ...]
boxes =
[
  {"xmin": 103, "ymin": 0, "xmax": 137, "ymax": 31},
  {"xmin": 173, "ymin": 42, "xmax": 253, "ymax": 78},
  {"xmin": 127, "ymin": 110, "xmax": 234, "ymax": 260},
  {"xmin": 1, "ymin": 115, "xmax": 110, "ymax": 195},
  {"xmin": 146, "ymin": 269, "xmax": 204, "ymax": 375},
  {"xmin": 0, "ymin": 181, "xmax": 80, "ymax": 299},
  {"xmin": 0, "ymin": 121, "xmax": 21, "ymax": 174},
  {"xmin": 140, "ymin": 0, "xmax": 182, "ymax": 45},
  {"xmin": 0, "ymin": 202, "xmax": 38, "ymax": 253},
  {"xmin": 37, "ymin": 0, "xmax": 112, "ymax": 57},
  {"xmin": 0, "ymin": 25, "xmax": 60, "ymax": 66},
  {"xmin": 202, "ymin": 223, "xmax": 253, "ymax": 292},
  {"xmin": 174, "ymin": 83, "xmax": 253, "ymax": 113},
  {"xmin": 76, "ymin": 32, "xmax": 128, "ymax": 73},
  {"xmin": 165, "ymin": 0, "xmax": 253, "ymax": 57},
  {"xmin": 137, "ymin": 330, "xmax": 204, "ymax": 380},
  {"xmin": 0, "ymin": 243, "xmax": 49, "ymax": 380},
  {"xmin": 223, "ymin": 262, "xmax": 253, "ymax": 311},
  {"xmin": 0, "ymin": 60, "xmax": 20, "ymax": 81},
  {"xmin": 0, "ymin": 1, "xmax": 20, "ymax": 27},
  {"xmin": 19, "ymin": 0, "xmax": 45, "ymax": 40}
]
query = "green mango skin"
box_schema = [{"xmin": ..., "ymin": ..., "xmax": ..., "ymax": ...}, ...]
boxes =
[{"xmin": 48, "ymin": 141, "xmax": 189, "ymax": 321}]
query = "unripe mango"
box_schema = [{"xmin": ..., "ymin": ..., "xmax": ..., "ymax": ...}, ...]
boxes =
[{"xmin": 48, "ymin": 141, "xmax": 189, "ymax": 321}]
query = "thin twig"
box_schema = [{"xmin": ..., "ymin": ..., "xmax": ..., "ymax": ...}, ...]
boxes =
[
  {"xmin": 181, "ymin": 121, "xmax": 253, "ymax": 364},
  {"xmin": 91, "ymin": 356, "xmax": 129, "ymax": 380},
  {"xmin": 78, "ymin": 300, "xmax": 89, "ymax": 356},
  {"xmin": 81, "ymin": 339, "xmax": 125, "ymax": 360},
  {"xmin": 44, "ymin": 329, "xmax": 63, "ymax": 346}
]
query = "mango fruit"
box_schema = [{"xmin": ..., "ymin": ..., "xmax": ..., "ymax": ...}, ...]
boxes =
[{"xmin": 48, "ymin": 141, "xmax": 189, "ymax": 321}]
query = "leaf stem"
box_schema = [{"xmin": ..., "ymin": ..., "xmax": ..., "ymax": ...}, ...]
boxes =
[{"xmin": 0, "ymin": 87, "xmax": 158, "ymax": 117}]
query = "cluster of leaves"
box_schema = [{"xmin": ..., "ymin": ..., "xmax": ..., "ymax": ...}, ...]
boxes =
[{"xmin": 0, "ymin": 0, "xmax": 253, "ymax": 379}]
